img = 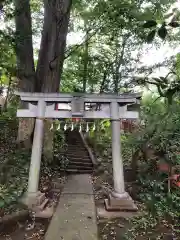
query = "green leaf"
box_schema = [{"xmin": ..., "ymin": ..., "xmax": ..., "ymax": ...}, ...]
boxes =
[
  {"xmin": 158, "ymin": 26, "xmax": 167, "ymax": 40},
  {"xmin": 143, "ymin": 20, "xmax": 157, "ymax": 28},
  {"xmin": 147, "ymin": 30, "xmax": 156, "ymax": 43},
  {"xmin": 0, "ymin": 199, "xmax": 5, "ymax": 208},
  {"xmin": 168, "ymin": 21, "xmax": 180, "ymax": 28}
]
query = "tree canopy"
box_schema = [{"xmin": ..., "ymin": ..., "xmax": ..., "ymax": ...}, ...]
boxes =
[{"xmin": 0, "ymin": 0, "xmax": 179, "ymax": 99}]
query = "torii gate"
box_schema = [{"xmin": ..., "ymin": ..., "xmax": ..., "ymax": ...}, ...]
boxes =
[{"xmin": 16, "ymin": 92, "xmax": 141, "ymax": 211}]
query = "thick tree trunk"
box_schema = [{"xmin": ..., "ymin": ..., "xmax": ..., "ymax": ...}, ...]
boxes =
[
  {"xmin": 14, "ymin": 0, "xmax": 35, "ymax": 92},
  {"xmin": 14, "ymin": 0, "xmax": 36, "ymax": 148},
  {"xmin": 36, "ymin": 0, "xmax": 72, "ymax": 92},
  {"xmin": 36, "ymin": 0, "xmax": 72, "ymax": 161},
  {"xmin": 14, "ymin": 0, "xmax": 72, "ymax": 156}
]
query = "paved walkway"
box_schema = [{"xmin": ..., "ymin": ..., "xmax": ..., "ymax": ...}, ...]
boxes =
[{"xmin": 45, "ymin": 174, "xmax": 98, "ymax": 240}]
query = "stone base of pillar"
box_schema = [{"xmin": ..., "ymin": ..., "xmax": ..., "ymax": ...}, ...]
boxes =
[
  {"xmin": 20, "ymin": 191, "xmax": 46, "ymax": 209},
  {"xmin": 20, "ymin": 191, "xmax": 54, "ymax": 218},
  {"xmin": 104, "ymin": 192, "xmax": 138, "ymax": 212}
]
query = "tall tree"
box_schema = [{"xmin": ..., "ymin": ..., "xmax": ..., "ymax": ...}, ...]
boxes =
[{"xmin": 12, "ymin": 0, "xmax": 72, "ymax": 151}]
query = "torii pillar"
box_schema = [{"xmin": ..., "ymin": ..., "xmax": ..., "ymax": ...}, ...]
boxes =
[{"xmin": 105, "ymin": 101, "xmax": 137, "ymax": 211}]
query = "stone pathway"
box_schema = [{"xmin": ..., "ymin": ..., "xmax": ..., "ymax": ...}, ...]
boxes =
[{"xmin": 45, "ymin": 174, "xmax": 98, "ymax": 240}]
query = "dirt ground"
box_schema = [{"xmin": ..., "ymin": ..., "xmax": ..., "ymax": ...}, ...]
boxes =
[
  {"xmin": 0, "ymin": 162, "xmax": 179, "ymax": 240},
  {"xmin": 0, "ymin": 172, "xmax": 66, "ymax": 240},
  {"xmin": 1, "ymin": 170, "xmax": 179, "ymax": 240},
  {"xmin": 0, "ymin": 218, "xmax": 49, "ymax": 240},
  {"xmin": 92, "ymin": 165, "xmax": 180, "ymax": 240}
]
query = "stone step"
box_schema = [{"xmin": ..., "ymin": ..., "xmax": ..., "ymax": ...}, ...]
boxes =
[
  {"xmin": 66, "ymin": 140, "xmax": 82, "ymax": 143},
  {"xmin": 66, "ymin": 140, "xmax": 82, "ymax": 144},
  {"xmin": 67, "ymin": 150, "xmax": 87, "ymax": 155},
  {"xmin": 65, "ymin": 156, "xmax": 92, "ymax": 162},
  {"xmin": 65, "ymin": 135, "xmax": 82, "ymax": 139},
  {"xmin": 67, "ymin": 161, "xmax": 93, "ymax": 166},
  {"xmin": 65, "ymin": 150, "xmax": 88, "ymax": 154},
  {"xmin": 66, "ymin": 152, "xmax": 89, "ymax": 158},
  {"xmin": 66, "ymin": 146, "xmax": 87, "ymax": 150},
  {"xmin": 35, "ymin": 205, "xmax": 54, "ymax": 219},
  {"xmin": 67, "ymin": 146, "xmax": 87, "ymax": 151},
  {"xmin": 58, "ymin": 153, "xmax": 89, "ymax": 159},
  {"xmin": 60, "ymin": 169, "xmax": 93, "ymax": 174},
  {"xmin": 60, "ymin": 163, "xmax": 92, "ymax": 169},
  {"xmin": 66, "ymin": 139, "xmax": 82, "ymax": 142},
  {"xmin": 66, "ymin": 164, "xmax": 93, "ymax": 170},
  {"xmin": 66, "ymin": 137, "xmax": 82, "ymax": 141}
]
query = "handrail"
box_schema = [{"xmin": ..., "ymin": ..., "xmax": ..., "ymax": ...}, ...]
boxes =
[{"xmin": 79, "ymin": 132, "xmax": 98, "ymax": 166}]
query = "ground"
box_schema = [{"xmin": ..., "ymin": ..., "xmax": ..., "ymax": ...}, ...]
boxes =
[
  {"xmin": 0, "ymin": 120, "xmax": 180, "ymax": 240},
  {"xmin": 0, "ymin": 171, "xmax": 65, "ymax": 240},
  {"xmin": 93, "ymin": 164, "xmax": 180, "ymax": 240},
  {"xmin": 0, "ymin": 166, "xmax": 180, "ymax": 240}
]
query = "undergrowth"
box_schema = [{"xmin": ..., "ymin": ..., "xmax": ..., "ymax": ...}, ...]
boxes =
[
  {"xmin": 0, "ymin": 114, "xmax": 66, "ymax": 215},
  {"xmin": 89, "ymin": 96, "xmax": 180, "ymax": 239}
]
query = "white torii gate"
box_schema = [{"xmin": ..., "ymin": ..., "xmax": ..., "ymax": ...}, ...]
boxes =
[{"xmin": 16, "ymin": 92, "xmax": 141, "ymax": 211}]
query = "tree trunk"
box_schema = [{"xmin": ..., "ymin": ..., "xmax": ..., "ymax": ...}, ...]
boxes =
[
  {"xmin": 3, "ymin": 74, "xmax": 12, "ymax": 112},
  {"xmin": 83, "ymin": 27, "xmax": 89, "ymax": 93},
  {"xmin": 14, "ymin": 0, "xmax": 72, "ymax": 156},
  {"xmin": 36, "ymin": 0, "xmax": 72, "ymax": 161},
  {"xmin": 114, "ymin": 40, "xmax": 119, "ymax": 94},
  {"xmin": 14, "ymin": 0, "xmax": 35, "ymax": 92},
  {"xmin": 113, "ymin": 35, "xmax": 128, "ymax": 93},
  {"xmin": 14, "ymin": 0, "xmax": 36, "ymax": 148},
  {"xmin": 36, "ymin": 0, "xmax": 72, "ymax": 92}
]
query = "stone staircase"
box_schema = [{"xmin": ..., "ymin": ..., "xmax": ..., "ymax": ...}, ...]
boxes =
[{"xmin": 60, "ymin": 129, "xmax": 94, "ymax": 174}]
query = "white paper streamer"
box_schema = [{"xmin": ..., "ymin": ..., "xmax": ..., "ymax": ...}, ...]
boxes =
[
  {"xmin": 86, "ymin": 122, "xmax": 89, "ymax": 132},
  {"xmin": 79, "ymin": 123, "xmax": 82, "ymax": 132},
  {"xmin": 71, "ymin": 122, "xmax": 74, "ymax": 131},
  {"xmin": 50, "ymin": 123, "xmax": 53, "ymax": 131},
  {"xmin": 92, "ymin": 122, "xmax": 96, "ymax": 131},
  {"xmin": 57, "ymin": 122, "xmax": 60, "ymax": 130}
]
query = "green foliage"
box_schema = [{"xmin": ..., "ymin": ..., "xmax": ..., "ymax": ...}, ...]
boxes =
[
  {"xmin": 123, "ymin": 95, "xmax": 180, "ymax": 238},
  {"xmin": 88, "ymin": 94, "xmax": 180, "ymax": 238},
  {"xmin": 140, "ymin": 96, "xmax": 180, "ymax": 165},
  {"xmin": 124, "ymin": 209, "xmax": 179, "ymax": 239},
  {"xmin": 0, "ymin": 115, "xmax": 30, "ymax": 209},
  {"xmin": 88, "ymin": 119, "xmax": 132, "ymax": 164},
  {"xmin": 143, "ymin": 20, "xmax": 157, "ymax": 28},
  {"xmin": 147, "ymin": 30, "xmax": 156, "ymax": 43},
  {"xmin": 54, "ymin": 127, "xmax": 67, "ymax": 160},
  {"xmin": 0, "ymin": 150, "xmax": 29, "ymax": 209},
  {"xmin": 158, "ymin": 23, "xmax": 168, "ymax": 40},
  {"xmin": 138, "ymin": 171, "xmax": 180, "ymax": 218}
]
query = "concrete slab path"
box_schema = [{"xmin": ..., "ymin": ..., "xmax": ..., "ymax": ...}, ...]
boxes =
[{"xmin": 45, "ymin": 174, "xmax": 98, "ymax": 240}]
